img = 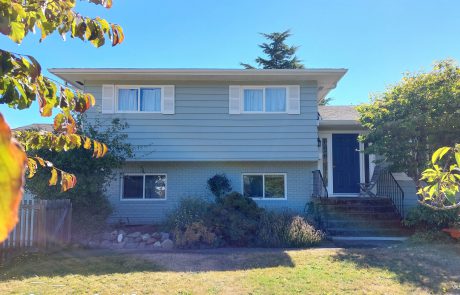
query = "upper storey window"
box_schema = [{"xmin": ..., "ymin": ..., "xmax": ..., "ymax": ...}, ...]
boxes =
[
  {"xmin": 229, "ymin": 85, "xmax": 300, "ymax": 115},
  {"xmin": 101, "ymin": 84, "xmax": 175, "ymax": 114},
  {"xmin": 243, "ymin": 87, "xmax": 287, "ymax": 113},
  {"xmin": 117, "ymin": 87, "xmax": 162, "ymax": 112}
]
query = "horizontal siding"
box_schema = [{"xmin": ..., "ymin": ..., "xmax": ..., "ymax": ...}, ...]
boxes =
[
  {"xmin": 84, "ymin": 82, "xmax": 319, "ymax": 161},
  {"xmin": 106, "ymin": 161, "xmax": 316, "ymax": 224}
]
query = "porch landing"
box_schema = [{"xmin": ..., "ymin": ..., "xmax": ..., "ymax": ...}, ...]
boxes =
[{"xmin": 313, "ymin": 197, "xmax": 412, "ymax": 247}]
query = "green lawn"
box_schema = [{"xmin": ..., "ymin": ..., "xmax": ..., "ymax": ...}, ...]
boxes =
[{"xmin": 0, "ymin": 243, "xmax": 459, "ymax": 294}]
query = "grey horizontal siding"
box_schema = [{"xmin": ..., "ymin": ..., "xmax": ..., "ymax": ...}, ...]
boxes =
[
  {"xmin": 106, "ymin": 161, "xmax": 316, "ymax": 224},
  {"xmin": 84, "ymin": 82, "xmax": 319, "ymax": 161}
]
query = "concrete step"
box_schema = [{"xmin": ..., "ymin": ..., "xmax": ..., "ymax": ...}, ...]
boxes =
[
  {"xmin": 325, "ymin": 219, "xmax": 402, "ymax": 228},
  {"xmin": 323, "ymin": 205, "xmax": 397, "ymax": 213},
  {"xmin": 331, "ymin": 236, "xmax": 408, "ymax": 248},
  {"xmin": 323, "ymin": 211, "xmax": 401, "ymax": 219},
  {"xmin": 327, "ymin": 227, "xmax": 410, "ymax": 237},
  {"xmin": 319, "ymin": 197, "xmax": 392, "ymax": 206}
]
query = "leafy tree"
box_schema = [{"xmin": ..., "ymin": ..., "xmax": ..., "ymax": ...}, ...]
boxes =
[
  {"xmin": 357, "ymin": 60, "xmax": 460, "ymax": 180},
  {"xmin": 418, "ymin": 144, "xmax": 460, "ymax": 209},
  {"xmin": 241, "ymin": 30, "xmax": 304, "ymax": 69},
  {"xmin": 0, "ymin": 0, "xmax": 124, "ymax": 241},
  {"xmin": 25, "ymin": 118, "xmax": 133, "ymax": 234}
]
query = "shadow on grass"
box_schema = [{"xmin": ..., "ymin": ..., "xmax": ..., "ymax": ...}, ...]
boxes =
[
  {"xmin": 0, "ymin": 248, "xmax": 295, "ymax": 280},
  {"xmin": 332, "ymin": 243, "xmax": 460, "ymax": 293}
]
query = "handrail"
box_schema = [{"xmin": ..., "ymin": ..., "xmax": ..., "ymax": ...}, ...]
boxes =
[
  {"xmin": 376, "ymin": 169, "xmax": 405, "ymax": 218},
  {"xmin": 312, "ymin": 170, "xmax": 328, "ymax": 198}
]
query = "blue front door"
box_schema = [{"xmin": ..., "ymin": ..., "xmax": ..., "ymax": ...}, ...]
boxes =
[{"xmin": 332, "ymin": 134, "xmax": 360, "ymax": 194}]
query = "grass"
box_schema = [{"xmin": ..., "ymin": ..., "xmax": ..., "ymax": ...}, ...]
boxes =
[{"xmin": 0, "ymin": 243, "xmax": 459, "ymax": 294}]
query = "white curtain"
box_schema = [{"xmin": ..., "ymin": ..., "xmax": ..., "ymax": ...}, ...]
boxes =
[
  {"xmin": 244, "ymin": 89, "xmax": 263, "ymax": 111},
  {"xmin": 266, "ymin": 88, "xmax": 286, "ymax": 112},
  {"xmin": 118, "ymin": 89, "xmax": 138, "ymax": 111},
  {"xmin": 140, "ymin": 88, "xmax": 161, "ymax": 112}
]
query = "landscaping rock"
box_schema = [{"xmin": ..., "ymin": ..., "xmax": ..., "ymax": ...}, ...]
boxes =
[
  {"xmin": 141, "ymin": 233, "xmax": 151, "ymax": 241},
  {"xmin": 152, "ymin": 232, "xmax": 162, "ymax": 240},
  {"xmin": 153, "ymin": 241, "xmax": 162, "ymax": 249},
  {"xmin": 161, "ymin": 239, "xmax": 174, "ymax": 249},
  {"xmin": 117, "ymin": 233, "xmax": 124, "ymax": 243},
  {"xmin": 127, "ymin": 231, "xmax": 141, "ymax": 238},
  {"xmin": 146, "ymin": 238, "xmax": 157, "ymax": 245},
  {"xmin": 160, "ymin": 232, "xmax": 170, "ymax": 242}
]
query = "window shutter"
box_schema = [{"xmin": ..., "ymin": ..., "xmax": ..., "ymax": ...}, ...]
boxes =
[
  {"xmin": 162, "ymin": 85, "xmax": 175, "ymax": 114},
  {"xmin": 101, "ymin": 84, "xmax": 115, "ymax": 113},
  {"xmin": 287, "ymin": 85, "xmax": 301, "ymax": 114},
  {"xmin": 229, "ymin": 86, "xmax": 241, "ymax": 114}
]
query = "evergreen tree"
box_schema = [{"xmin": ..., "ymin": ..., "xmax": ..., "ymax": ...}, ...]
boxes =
[{"xmin": 241, "ymin": 30, "xmax": 304, "ymax": 69}]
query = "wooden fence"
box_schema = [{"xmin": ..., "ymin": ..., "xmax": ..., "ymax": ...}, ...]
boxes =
[{"xmin": 1, "ymin": 199, "xmax": 72, "ymax": 250}]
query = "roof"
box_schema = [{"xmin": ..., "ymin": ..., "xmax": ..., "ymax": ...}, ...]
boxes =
[
  {"xmin": 318, "ymin": 105, "xmax": 359, "ymax": 121},
  {"xmin": 13, "ymin": 123, "xmax": 53, "ymax": 132},
  {"xmin": 49, "ymin": 68, "xmax": 347, "ymax": 102}
]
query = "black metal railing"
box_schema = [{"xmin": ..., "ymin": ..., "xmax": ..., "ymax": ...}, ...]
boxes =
[
  {"xmin": 376, "ymin": 169, "xmax": 405, "ymax": 218},
  {"xmin": 312, "ymin": 170, "xmax": 328, "ymax": 198}
]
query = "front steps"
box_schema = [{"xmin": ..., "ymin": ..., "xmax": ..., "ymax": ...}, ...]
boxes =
[{"xmin": 313, "ymin": 197, "xmax": 411, "ymax": 247}]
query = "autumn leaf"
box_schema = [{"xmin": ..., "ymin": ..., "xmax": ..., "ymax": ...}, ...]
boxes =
[
  {"xmin": 0, "ymin": 114, "xmax": 27, "ymax": 242},
  {"xmin": 49, "ymin": 168, "xmax": 58, "ymax": 185},
  {"xmin": 27, "ymin": 158, "xmax": 37, "ymax": 178}
]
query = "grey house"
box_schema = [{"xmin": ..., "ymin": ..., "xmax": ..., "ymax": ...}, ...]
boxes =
[{"xmin": 51, "ymin": 68, "xmax": 416, "ymax": 225}]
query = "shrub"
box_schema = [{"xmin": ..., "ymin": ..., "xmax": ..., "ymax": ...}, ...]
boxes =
[
  {"xmin": 408, "ymin": 230, "xmax": 455, "ymax": 244},
  {"xmin": 165, "ymin": 197, "xmax": 210, "ymax": 231},
  {"xmin": 255, "ymin": 211, "xmax": 323, "ymax": 248},
  {"xmin": 404, "ymin": 205, "xmax": 460, "ymax": 230},
  {"xmin": 288, "ymin": 216, "xmax": 323, "ymax": 247},
  {"xmin": 207, "ymin": 192, "xmax": 263, "ymax": 246},
  {"xmin": 174, "ymin": 222, "xmax": 219, "ymax": 249},
  {"xmin": 207, "ymin": 174, "xmax": 232, "ymax": 199}
]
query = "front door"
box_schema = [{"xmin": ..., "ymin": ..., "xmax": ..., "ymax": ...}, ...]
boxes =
[{"xmin": 332, "ymin": 134, "xmax": 360, "ymax": 194}]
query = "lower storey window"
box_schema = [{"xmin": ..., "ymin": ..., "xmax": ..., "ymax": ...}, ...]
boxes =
[
  {"xmin": 122, "ymin": 174, "xmax": 166, "ymax": 200},
  {"xmin": 243, "ymin": 173, "xmax": 286, "ymax": 199}
]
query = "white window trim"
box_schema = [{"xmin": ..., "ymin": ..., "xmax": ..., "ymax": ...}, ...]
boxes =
[
  {"xmin": 115, "ymin": 85, "xmax": 166, "ymax": 113},
  {"xmin": 120, "ymin": 173, "xmax": 167, "ymax": 201},
  {"xmin": 241, "ymin": 173, "xmax": 287, "ymax": 200},
  {"xmin": 240, "ymin": 86, "xmax": 290, "ymax": 114}
]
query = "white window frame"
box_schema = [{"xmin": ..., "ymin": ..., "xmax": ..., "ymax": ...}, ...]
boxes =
[
  {"xmin": 241, "ymin": 86, "xmax": 289, "ymax": 114},
  {"xmin": 241, "ymin": 173, "xmax": 287, "ymax": 200},
  {"xmin": 115, "ymin": 85, "xmax": 165, "ymax": 113},
  {"xmin": 120, "ymin": 173, "xmax": 167, "ymax": 201}
]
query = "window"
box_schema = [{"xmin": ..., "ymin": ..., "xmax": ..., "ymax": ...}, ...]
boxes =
[
  {"xmin": 122, "ymin": 174, "xmax": 167, "ymax": 200},
  {"xmin": 117, "ymin": 86, "xmax": 162, "ymax": 112},
  {"xmin": 243, "ymin": 173, "xmax": 286, "ymax": 199},
  {"xmin": 242, "ymin": 87, "xmax": 287, "ymax": 113}
]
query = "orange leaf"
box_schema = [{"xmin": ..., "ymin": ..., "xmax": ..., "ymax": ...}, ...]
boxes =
[
  {"xmin": 83, "ymin": 137, "xmax": 91, "ymax": 149},
  {"xmin": 35, "ymin": 156, "xmax": 46, "ymax": 167},
  {"xmin": 27, "ymin": 158, "xmax": 37, "ymax": 178},
  {"xmin": 0, "ymin": 114, "xmax": 27, "ymax": 242},
  {"xmin": 101, "ymin": 143, "xmax": 108, "ymax": 157},
  {"xmin": 49, "ymin": 168, "xmax": 58, "ymax": 186},
  {"xmin": 61, "ymin": 172, "xmax": 77, "ymax": 192}
]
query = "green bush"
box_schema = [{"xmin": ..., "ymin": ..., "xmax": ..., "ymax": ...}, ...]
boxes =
[
  {"xmin": 165, "ymin": 197, "xmax": 210, "ymax": 230},
  {"xmin": 207, "ymin": 174, "xmax": 232, "ymax": 199},
  {"xmin": 255, "ymin": 211, "xmax": 323, "ymax": 248},
  {"xmin": 408, "ymin": 230, "xmax": 455, "ymax": 244},
  {"xmin": 207, "ymin": 192, "xmax": 263, "ymax": 246},
  {"xmin": 174, "ymin": 222, "xmax": 219, "ymax": 249},
  {"xmin": 404, "ymin": 205, "xmax": 460, "ymax": 230}
]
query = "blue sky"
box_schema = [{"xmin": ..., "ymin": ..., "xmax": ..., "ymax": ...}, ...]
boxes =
[{"xmin": 2, "ymin": 0, "xmax": 460, "ymax": 128}]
